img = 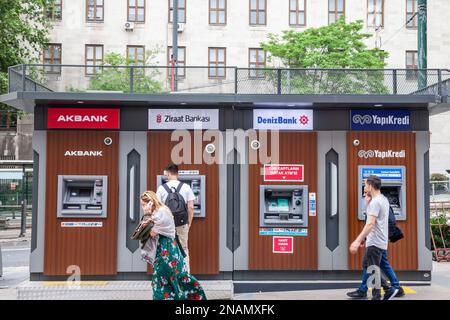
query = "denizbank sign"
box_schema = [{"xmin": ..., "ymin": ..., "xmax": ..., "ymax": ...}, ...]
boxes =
[
  {"xmin": 351, "ymin": 110, "xmax": 411, "ymax": 131},
  {"xmin": 253, "ymin": 109, "xmax": 313, "ymax": 130},
  {"xmin": 148, "ymin": 109, "xmax": 219, "ymax": 129}
]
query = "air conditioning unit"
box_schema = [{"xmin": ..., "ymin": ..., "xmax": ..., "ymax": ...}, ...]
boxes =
[
  {"xmin": 124, "ymin": 22, "xmax": 134, "ymax": 31},
  {"xmin": 177, "ymin": 23, "xmax": 185, "ymax": 33}
]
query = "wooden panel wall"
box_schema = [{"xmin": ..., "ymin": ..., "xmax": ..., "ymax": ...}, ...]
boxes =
[
  {"xmin": 249, "ymin": 132, "xmax": 318, "ymax": 270},
  {"xmin": 147, "ymin": 131, "xmax": 219, "ymax": 275},
  {"xmin": 347, "ymin": 132, "xmax": 418, "ymax": 270},
  {"xmin": 44, "ymin": 131, "xmax": 119, "ymax": 276}
]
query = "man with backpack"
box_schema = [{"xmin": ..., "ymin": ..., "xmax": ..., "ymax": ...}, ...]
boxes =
[
  {"xmin": 156, "ymin": 163, "xmax": 195, "ymax": 272},
  {"xmin": 347, "ymin": 188, "xmax": 405, "ymax": 300}
]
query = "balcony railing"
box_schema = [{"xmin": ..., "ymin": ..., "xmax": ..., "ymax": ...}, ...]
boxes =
[{"xmin": 7, "ymin": 64, "xmax": 450, "ymax": 98}]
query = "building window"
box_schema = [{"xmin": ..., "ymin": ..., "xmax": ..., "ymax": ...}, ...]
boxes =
[
  {"xmin": 208, "ymin": 47, "xmax": 226, "ymax": 79},
  {"xmin": 127, "ymin": 46, "xmax": 145, "ymax": 65},
  {"xmin": 329, "ymin": 0, "xmax": 344, "ymax": 24},
  {"xmin": 250, "ymin": 0, "xmax": 266, "ymax": 25},
  {"xmin": 85, "ymin": 45, "xmax": 103, "ymax": 75},
  {"xmin": 406, "ymin": 0, "xmax": 418, "ymax": 28},
  {"xmin": 249, "ymin": 48, "xmax": 266, "ymax": 78},
  {"xmin": 169, "ymin": 0, "xmax": 186, "ymax": 23},
  {"xmin": 406, "ymin": 50, "xmax": 418, "ymax": 80},
  {"xmin": 128, "ymin": 0, "xmax": 145, "ymax": 22},
  {"xmin": 367, "ymin": 0, "xmax": 384, "ymax": 27},
  {"xmin": 43, "ymin": 44, "xmax": 62, "ymax": 74},
  {"xmin": 209, "ymin": 0, "xmax": 226, "ymax": 25},
  {"xmin": 0, "ymin": 111, "xmax": 17, "ymax": 131},
  {"xmin": 87, "ymin": 0, "xmax": 104, "ymax": 22},
  {"xmin": 289, "ymin": 0, "xmax": 306, "ymax": 26},
  {"xmin": 168, "ymin": 47, "xmax": 186, "ymax": 78},
  {"xmin": 47, "ymin": 0, "xmax": 62, "ymax": 20}
]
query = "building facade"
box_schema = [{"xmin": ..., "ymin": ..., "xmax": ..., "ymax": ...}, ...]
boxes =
[{"xmin": 11, "ymin": 0, "xmax": 450, "ymax": 174}]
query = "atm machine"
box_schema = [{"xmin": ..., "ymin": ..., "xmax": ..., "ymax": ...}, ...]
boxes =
[
  {"xmin": 358, "ymin": 166, "xmax": 407, "ymax": 221},
  {"xmin": 57, "ymin": 175, "xmax": 108, "ymax": 218},
  {"xmin": 259, "ymin": 185, "xmax": 309, "ymax": 227},
  {"xmin": 156, "ymin": 174, "xmax": 206, "ymax": 218}
]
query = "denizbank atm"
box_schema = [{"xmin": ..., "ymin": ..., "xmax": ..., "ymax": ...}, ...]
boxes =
[
  {"xmin": 358, "ymin": 166, "xmax": 407, "ymax": 221},
  {"xmin": 259, "ymin": 185, "xmax": 309, "ymax": 227}
]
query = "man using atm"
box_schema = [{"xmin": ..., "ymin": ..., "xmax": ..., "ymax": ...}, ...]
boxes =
[
  {"xmin": 348, "ymin": 175, "xmax": 399, "ymax": 300},
  {"xmin": 156, "ymin": 164, "xmax": 195, "ymax": 272}
]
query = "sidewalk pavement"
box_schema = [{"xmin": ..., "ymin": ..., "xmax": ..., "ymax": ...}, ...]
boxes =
[{"xmin": 0, "ymin": 228, "xmax": 31, "ymax": 248}]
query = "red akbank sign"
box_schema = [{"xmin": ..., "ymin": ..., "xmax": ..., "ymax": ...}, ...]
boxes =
[{"xmin": 47, "ymin": 108, "xmax": 120, "ymax": 129}]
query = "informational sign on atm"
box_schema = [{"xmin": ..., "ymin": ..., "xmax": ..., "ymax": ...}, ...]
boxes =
[
  {"xmin": 361, "ymin": 167, "xmax": 403, "ymax": 180},
  {"xmin": 309, "ymin": 192, "xmax": 317, "ymax": 216},
  {"xmin": 264, "ymin": 164, "xmax": 304, "ymax": 182},
  {"xmin": 273, "ymin": 236, "xmax": 294, "ymax": 254}
]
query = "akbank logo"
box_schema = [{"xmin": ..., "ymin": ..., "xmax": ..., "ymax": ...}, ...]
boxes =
[
  {"xmin": 358, "ymin": 149, "xmax": 406, "ymax": 159},
  {"xmin": 352, "ymin": 114, "xmax": 372, "ymax": 125}
]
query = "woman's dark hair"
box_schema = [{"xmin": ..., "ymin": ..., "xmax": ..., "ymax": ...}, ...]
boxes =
[
  {"xmin": 166, "ymin": 163, "xmax": 179, "ymax": 175},
  {"xmin": 366, "ymin": 175, "xmax": 382, "ymax": 190}
]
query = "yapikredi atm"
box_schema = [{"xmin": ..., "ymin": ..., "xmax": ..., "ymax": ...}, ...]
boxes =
[{"xmin": 0, "ymin": 89, "xmax": 437, "ymax": 291}]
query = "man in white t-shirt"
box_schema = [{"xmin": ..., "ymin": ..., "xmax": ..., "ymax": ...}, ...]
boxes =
[
  {"xmin": 156, "ymin": 164, "xmax": 195, "ymax": 272},
  {"xmin": 349, "ymin": 174, "xmax": 391, "ymax": 300}
]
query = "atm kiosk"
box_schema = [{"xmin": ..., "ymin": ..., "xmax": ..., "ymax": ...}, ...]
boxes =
[
  {"xmin": 259, "ymin": 185, "xmax": 308, "ymax": 227},
  {"xmin": 156, "ymin": 174, "xmax": 206, "ymax": 218},
  {"xmin": 57, "ymin": 175, "xmax": 108, "ymax": 218},
  {"xmin": 358, "ymin": 166, "xmax": 407, "ymax": 221}
]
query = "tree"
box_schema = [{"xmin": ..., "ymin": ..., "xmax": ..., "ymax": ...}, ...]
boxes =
[
  {"xmin": 0, "ymin": 0, "xmax": 51, "ymax": 111},
  {"xmin": 86, "ymin": 50, "xmax": 164, "ymax": 93},
  {"xmin": 260, "ymin": 18, "xmax": 390, "ymax": 94}
]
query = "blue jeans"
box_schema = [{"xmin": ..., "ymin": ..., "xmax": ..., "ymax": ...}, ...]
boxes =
[{"xmin": 358, "ymin": 250, "xmax": 401, "ymax": 293}]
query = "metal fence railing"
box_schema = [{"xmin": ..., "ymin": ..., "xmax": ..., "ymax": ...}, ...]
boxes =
[
  {"xmin": 7, "ymin": 64, "xmax": 450, "ymax": 98},
  {"xmin": 430, "ymin": 180, "xmax": 450, "ymax": 203}
]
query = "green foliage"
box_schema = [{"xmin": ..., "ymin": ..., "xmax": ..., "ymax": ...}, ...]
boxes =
[
  {"xmin": 0, "ymin": 0, "xmax": 51, "ymax": 113},
  {"xmin": 260, "ymin": 18, "xmax": 389, "ymax": 94},
  {"xmin": 430, "ymin": 173, "xmax": 448, "ymax": 182},
  {"xmin": 86, "ymin": 50, "xmax": 164, "ymax": 93},
  {"xmin": 430, "ymin": 214, "xmax": 450, "ymax": 250}
]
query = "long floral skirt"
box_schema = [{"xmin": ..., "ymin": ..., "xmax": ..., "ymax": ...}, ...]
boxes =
[{"xmin": 152, "ymin": 235, "xmax": 207, "ymax": 300}]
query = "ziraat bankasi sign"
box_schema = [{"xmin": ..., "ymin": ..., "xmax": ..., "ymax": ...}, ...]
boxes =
[
  {"xmin": 47, "ymin": 108, "xmax": 120, "ymax": 129},
  {"xmin": 148, "ymin": 109, "xmax": 219, "ymax": 129},
  {"xmin": 351, "ymin": 110, "xmax": 410, "ymax": 131}
]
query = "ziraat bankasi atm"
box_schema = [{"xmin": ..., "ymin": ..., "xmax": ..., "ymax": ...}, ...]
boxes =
[{"xmin": 156, "ymin": 173, "xmax": 206, "ymax": 218}]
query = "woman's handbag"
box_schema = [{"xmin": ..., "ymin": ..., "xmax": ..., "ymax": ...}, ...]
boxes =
[{"xmin": 131, "ymin": 215, "xmax": 154, "ymax": 247}]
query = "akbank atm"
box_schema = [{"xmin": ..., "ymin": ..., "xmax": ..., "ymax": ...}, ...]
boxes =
[
  {"xmin": 358, "ymin": 166, "xmax": 407, "ymax": 221},
  {"xmin": 57, "ymin": 175, "xmax": 108, "ymax": 218},
  {"xmin": 259, "ymin": 185, "xmax": 309, "ymax": 227},
  {"xmin": 156, "ymin": 174, "xmax": 206, "ymax": 218}
]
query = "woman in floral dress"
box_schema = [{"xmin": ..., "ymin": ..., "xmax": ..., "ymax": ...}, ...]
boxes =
[{"xmin": 140, "ymin": 191, "xmax": 207, "ymax": 300}]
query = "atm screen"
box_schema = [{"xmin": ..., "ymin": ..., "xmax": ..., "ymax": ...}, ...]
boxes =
[{"xmin": 268, "ymin": 198, "xmax": 290, "ymax": 212}]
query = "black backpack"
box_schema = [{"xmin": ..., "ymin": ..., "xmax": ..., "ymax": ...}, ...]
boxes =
[
  {"xmin": 163, "ymin": 182, "xmax": 189, "ymax": 227},
  {"xmin": 388, "ymin": 206, "xmax": 404, "ymax": 243}
]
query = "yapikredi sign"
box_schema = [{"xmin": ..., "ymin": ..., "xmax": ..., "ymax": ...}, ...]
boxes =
[{"xmin": 351, "ymin": 110, "xmax": 411, "ymax": 131}]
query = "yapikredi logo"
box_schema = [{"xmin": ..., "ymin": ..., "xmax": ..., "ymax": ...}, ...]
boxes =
[
  {"xmin": 352, "ymin": 112, "xmax": 410, "ymax": 126},
  {"xmin": 358, "ymin": 149, "xmax": 406, "ymax": 159}
]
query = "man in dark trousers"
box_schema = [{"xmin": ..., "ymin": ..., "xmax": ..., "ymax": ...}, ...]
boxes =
[
  {"xmin": 347, "ymin": 191, "xmax": 405, "ymax": 299},
  {"xmin": 348, "ymin": 175, "xmax": 397, "ymax": 300}
]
